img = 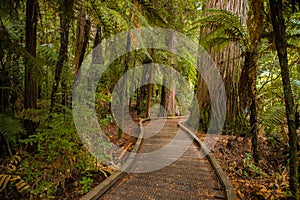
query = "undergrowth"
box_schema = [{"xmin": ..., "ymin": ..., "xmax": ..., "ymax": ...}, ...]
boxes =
[{"xmin": 0, "ymin": 106, "xmax": 115, "ymax": 199}]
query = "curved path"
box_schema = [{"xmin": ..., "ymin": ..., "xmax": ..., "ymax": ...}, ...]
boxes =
[{"xmin": 98, "ymin": 118, "xmax": 226, "ymax": 200}]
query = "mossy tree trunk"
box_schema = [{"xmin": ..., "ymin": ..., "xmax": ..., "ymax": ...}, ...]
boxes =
[{"xmin": 247, "ymin": 0, "xmax": 264, "ymax": 164}]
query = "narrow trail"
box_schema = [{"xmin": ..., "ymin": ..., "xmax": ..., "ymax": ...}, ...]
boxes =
[{"xmin": 98, "ymin": 118, "xmax": 225, "ymax": 200}]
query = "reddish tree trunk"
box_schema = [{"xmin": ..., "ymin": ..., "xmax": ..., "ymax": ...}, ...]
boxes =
[{"xmin": 24, "ymin": 0, "xmax": 38, "ymax": 134}]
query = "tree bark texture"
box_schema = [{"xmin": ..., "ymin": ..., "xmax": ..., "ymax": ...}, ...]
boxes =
[{"xmin": 205, "ymin": 0, "xmax": 247, "ymax": 131}]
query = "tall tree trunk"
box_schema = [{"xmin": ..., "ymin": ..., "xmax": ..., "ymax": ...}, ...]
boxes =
[
  {"xmin": 245, "ymin": 51, "xmax": 260, "ymax": 163},
  {"xmin": 24, "ymin": 0, "xmax": 38, "ymax": 134},
  {"xmin": 129, "ymin": 50, "xmax": 137, "ymax": 109},
  {"xmin": 65, "ymin": 15, "xmax": 90, "ymax": 106},
  {"xmin": 187, "ymin": 24, "xmax": 210, "ymax": 130},
  {"xmin": 73, "ymin": 2, "xmax": 91, "ymax": 77},
  {"xmin": 137, "ymin": 62, "xmax": 148, "ymax": 115},
  {"xmin": 192, "ymin": 73, "xmax": 210, "ymax": 131},
  {"xmin": 73, "ymin": 2, "xmax": 86, "ymax": 76},
  {"xmin": 159, "ymin": 31, "xmax": 177, "ymax": 117},
  {"xmin": 118, "ymin": 31, "xmax": 131, "ymax": 138},
  {"xmin": 92, "ymin": 28, "xmax": 102, "ymax": 63},
  {"xmin": 206, "ymin": 0, "xmax": 247, "ymax": 129},
  {"xmin": 159, "ymin": 78, "xmax": 166, "ymax": 117},
  {"xmin": 190, "ymin": 0, "xmax": 247, "ymax": 133},
  {"xmin": 146, "ymin": 63, "xmax": 153, "ymax": 118},
  {"xmin": 78, "ymin": 18, "xmax": 91, "ymax": 69},
  {"xmin": 146, "ymin": 49, "xmax": 154, "ymax": 118},
  {"xmin": 50, "ymin": 0, "xmax": 74, "ymax": 111},
  {"xmin": 165, "ymin": 81, "xmax": 176, "ymax": 116},
  {"xmin": 269, "ymin": 0, "xmax": 299, "ymax": 198},
  {"xmin": 159, "ymin": 75, "xmax": 176, "ymax": 117},
  {"xmin": 247, "ymin": 0, "xmax": 264, "ymax": 164}
]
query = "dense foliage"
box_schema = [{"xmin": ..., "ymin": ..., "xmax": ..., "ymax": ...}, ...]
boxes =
[{"xmin": 0, "ymin": 0, "xmax": 299, "ymax": 199}]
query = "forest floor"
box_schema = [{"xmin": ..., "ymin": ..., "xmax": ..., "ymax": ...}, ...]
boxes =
[{"xmin": 195, "ymin": 130, "xmax": 294, "ymax": 200}]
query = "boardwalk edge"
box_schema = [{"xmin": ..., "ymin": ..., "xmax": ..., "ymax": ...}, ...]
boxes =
[
  {"xmin": 178, "ymin": 122, "xmax": 237, "ymax": 200},
  {"xmin": 81, "ymin": 118, "xmax": 150, "ymax": 200}
]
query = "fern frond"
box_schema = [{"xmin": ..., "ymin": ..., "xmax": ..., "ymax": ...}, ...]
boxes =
[
  {"xmin": 0, "ymin": 114, "xmax": 24, "ymax": 145},
  {"xmin": 201, "ymin": 25, "xmax": 242, "ymax": 50},
  {"xmin": 101, "ymin": 6, "xmax": 128, "ymax": 30},
  {"xmin": 136, "ymin": 0, "xmax": 167, "ymax": 26},
  {"xmin": 19, "ymin": 108, "xmax": 49, "ymax": 124},
  {"xmin": 0, "ymin": 174, "xmax": 31, "ymax": 193},
  {"xmin": 0, "ymin": 0, "xmax": 21, "ymax": 19},
  {"xmin": 262, "ymin": 105, "xmax": 286, "ymax": 135},
  {"xmin": 192, "ymin": 8, "xmax": 248, "ymax": 50},
  {"xmin": 37, "ymin": 45, "xmax": 58, "ymax": 67},
  {"xmin": 0, "ymin": 174, "xmax": 11, "ymax": 192}
]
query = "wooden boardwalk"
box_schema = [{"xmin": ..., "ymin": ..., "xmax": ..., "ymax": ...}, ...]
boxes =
[{"xmin": 97, "ymin": 118, "xmax": 226, "ymax": 200}]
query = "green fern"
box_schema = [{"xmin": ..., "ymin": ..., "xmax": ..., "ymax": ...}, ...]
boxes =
[
  {"xmin": 261, "ymin": 105, "xmax": 286, "ymax": 136},
  {"xmin": 0, "ymin": 114, "xmax": 24, "ymax": 147},
  {"xmin": 192, "ymin": 8, "xmax": 248, "ymax": 51},
  {"xmin": 134, "ymin": 0, "xmax": 167, "ymax": 26},
  {"xmin": 19, "ymin": 108, "xmax": 49, "ymax": 124}
]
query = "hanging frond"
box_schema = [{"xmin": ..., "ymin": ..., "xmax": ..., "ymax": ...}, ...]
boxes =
[
  {"xmin": 286, "ymin": 11, "xmax": 300, "ymax": 51},
  {"xmin": 101, "ymin": 6, "xmax": 128, "ymax": 30},
  {"xmin": 0, "ymin": 0, "xmax": 22, "ymax": 19},
  {"xmin": 37, "ymin": 45, "xmax": 58, "ymax": 67},
  {"xmin": 89, "ymin": 0, "xmax": 151, "ymax": 34},
  {"xmin": 136, "ymin": 0, "xmax": 167, "ymax": 26},
  {"xmin": 201, "ymin": 25, "xmax": 242, "ymax": 50},
  {"xmin": 0, "ymin": 19, "xmax": 44, "ymax": 74},
  {"xmin": 261, "ymin": 105, "xmax": 286, "ymax": 136},
  {"xmin": 192, "ymin": 8, "xmax": 248, "ymax": 51}
]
